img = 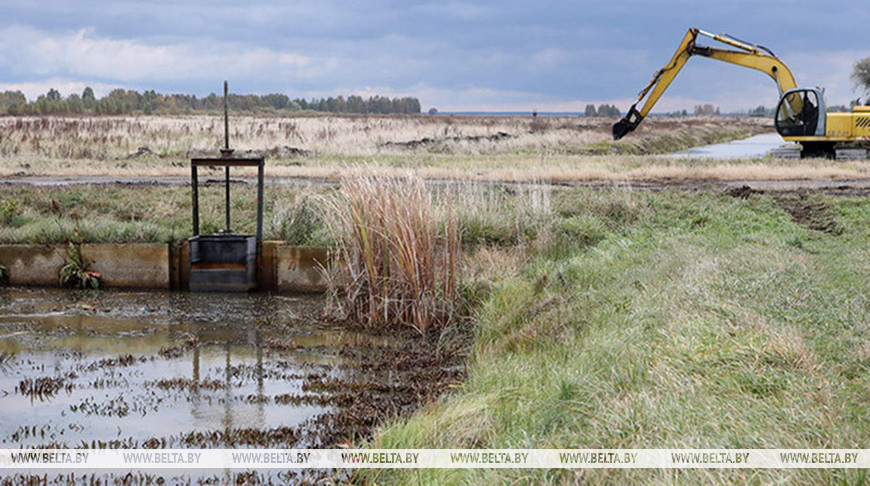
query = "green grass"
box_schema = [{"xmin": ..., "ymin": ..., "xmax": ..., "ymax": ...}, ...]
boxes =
[
  {"xmin": 0, "ymin": 184, "xmax": 333, "ymax": 245},
  {"xmin": 368, "ymin": 188, "xmax": 870, "ymax": 485},
  {"xmin": 0, "ymin": 181, "xmax": 551, "ymax": 251}
]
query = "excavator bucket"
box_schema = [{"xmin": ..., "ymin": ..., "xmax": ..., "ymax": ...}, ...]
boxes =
[
  {"xmin": 612, "ymin": 117, "xmax": 635, "ymax": 140},
  {"xmin": 612, "ymin": 106, "xmax": 643, "ymax": 140}
]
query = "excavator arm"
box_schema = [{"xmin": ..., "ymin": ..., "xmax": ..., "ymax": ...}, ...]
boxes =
[{"xmin": 612, "ymin": 28, "xmax": 798, "ymax": 140}]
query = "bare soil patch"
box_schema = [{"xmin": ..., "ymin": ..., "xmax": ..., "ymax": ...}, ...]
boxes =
[
  {"xmin": 382, "ymin": 131, "xmax": 513, "ymax": 149},
  {"xmin": 774, "ymin": 194, "xmax": 844, "ymax": 235}
]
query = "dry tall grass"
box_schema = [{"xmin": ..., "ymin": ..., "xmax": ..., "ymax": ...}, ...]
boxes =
[
  {"xmin": 4, "ymin": 114, "xmax": 866, "ymax": 183},
  {"xmin": 0, "ymin": 114, "xmax": 597, "ymax": 162},
  {"xmin": 321, "ymin": 170, "xmax": 462, "ymax": 332}
]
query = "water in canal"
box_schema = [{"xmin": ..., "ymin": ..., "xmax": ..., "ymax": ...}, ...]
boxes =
[{"xmin": 0, "ymin": 287, "xmax": 462, "ymax": 482}]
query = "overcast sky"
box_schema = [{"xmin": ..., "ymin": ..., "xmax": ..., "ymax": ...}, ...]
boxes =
[{"xmin": 1, "ymin": 0, "xmax": 868, "ymax": 113}]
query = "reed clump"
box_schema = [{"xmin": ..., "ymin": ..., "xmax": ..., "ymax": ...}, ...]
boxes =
[{"xmin": 322, "ymin": 170, "xmax": 462, "ymax": 332}]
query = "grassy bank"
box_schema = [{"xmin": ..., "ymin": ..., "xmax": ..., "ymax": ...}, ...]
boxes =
[
  {"xmin": 0, "ymin": 183, "xmax": 330, "ymax": 245},
  {"xmin": 369, "ymin": 187, "xmax": 870, "ymax": 484}
]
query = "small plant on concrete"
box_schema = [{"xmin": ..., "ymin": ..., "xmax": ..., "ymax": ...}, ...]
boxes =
[{"xmin": 59, "ymin": 242, "xmax": 101, "ymax": 289}]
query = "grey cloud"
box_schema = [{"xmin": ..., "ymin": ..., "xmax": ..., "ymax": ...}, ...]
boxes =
[{"xmin": 1, "ymin": 0, "xmax": 868, "ymax": 111}]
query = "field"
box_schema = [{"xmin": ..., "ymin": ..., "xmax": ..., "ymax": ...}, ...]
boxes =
[
  {"xmin": 3, "ymin": 113, "xmax": 870, "ymax": 484},
  {"xmin": 2, "ymin": 113, "xmax": 869, "ymax": 183}
]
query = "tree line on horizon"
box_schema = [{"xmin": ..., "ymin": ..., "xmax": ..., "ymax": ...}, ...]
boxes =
[
  {"xmin": 0, "ymin": 87, "xmax": 422, "ymax": 116},
  {"xmin": 583, "ymin": 104, "xmax": 621, "ymax": 117}
]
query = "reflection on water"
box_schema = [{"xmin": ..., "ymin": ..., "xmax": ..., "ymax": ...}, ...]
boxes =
[
  {"xmin": 0, "ymin": 287, "xmax": 391, "ymax": 449},
  {"xmin": 663, "ymin": 132, "xmax": 794, "ymax": 159}
]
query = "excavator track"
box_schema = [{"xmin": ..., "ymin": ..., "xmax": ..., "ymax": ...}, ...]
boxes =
[
  {"xmin": 768, "ymin": 146, "xmax": 801, "ymax": 159},
  {"xmin": 767, "ymin": 144, "xmax": 868, "ymax": 160},
  {"xmin": 835, "ymin": 147, "xmax": 869, "ymax": 160}
]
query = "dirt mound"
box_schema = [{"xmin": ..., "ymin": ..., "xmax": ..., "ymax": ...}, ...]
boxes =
[
  {"xmin": 383, "ymin": 131, "xmax": 513, "ymax": 149},
  {"xmin": 727, "ymin": 185, "xmax": 765, "ymax": 199},
  {"xmin": 237, "ymin": 145, "xmax": 310, "ymax": 158},
  {"xmin": 775, "ymin": 194, "xmax": 844, "ymax": 235},
  {"xmin": 126, "ymin": 146, "xmax": 154, "ymax": 159}
]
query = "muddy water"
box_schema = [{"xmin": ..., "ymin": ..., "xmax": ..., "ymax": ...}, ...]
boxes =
[
  {"xmin": 664, "ymin": 132, "xmax": 795, "ymax": 159},
  {"xmin": 0, "ymin": 288, "xmax": 462, "ymax": 469}
]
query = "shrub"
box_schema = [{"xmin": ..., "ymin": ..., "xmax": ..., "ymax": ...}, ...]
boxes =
[
  {"xmin": 0, "ymin": 197, "xmax": 17, "ymax": 224},
  {"xmin": 274, "ymin": 195, "xmax": 323, "ymax": 245}
]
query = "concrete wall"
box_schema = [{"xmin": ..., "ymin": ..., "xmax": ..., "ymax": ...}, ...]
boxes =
[
  {"xmin": 274, "ymin": 244, "xmax": 329, "ymax": 293},
  {"xmin": 0, "ymin": 242, "xmax": 329, "ymax": 292},
  {"xmin": 255, "ymin": 242, "xmax": 329, "ymax": 292},
  {"xmin": 0, "ymin": 245, "xmax": 65, "ymax": 287},
  {"xmin": 0, "ymin": 244, "xmax": 170, "ymax": 288},
  {"xmin": 84, "ymin": 244, "xmax": 169, "ymax": 288}
]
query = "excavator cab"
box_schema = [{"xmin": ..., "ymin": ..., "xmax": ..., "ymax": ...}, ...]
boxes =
[{"xmin": 774, "ymin": 88, "xmax": 826, "ymax": 138}]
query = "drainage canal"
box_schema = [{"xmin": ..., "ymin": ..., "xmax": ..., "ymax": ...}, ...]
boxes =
[{"xmin": 0, "ymin": 287, "xmax": 465, "ymax": 482}]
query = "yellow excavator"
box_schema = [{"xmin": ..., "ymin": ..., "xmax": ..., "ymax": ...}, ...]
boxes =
[{"xmin": 612, "ymin": 28, "xmax": 870, "ymax": 159}]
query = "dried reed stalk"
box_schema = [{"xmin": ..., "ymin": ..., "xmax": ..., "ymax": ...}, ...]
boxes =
[{"xmin": 321, "ymin": 170, "xmax": 462, "ymax": 331}]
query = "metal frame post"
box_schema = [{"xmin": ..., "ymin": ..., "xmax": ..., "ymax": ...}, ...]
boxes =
[
  {"xmin": 191, "ymin": 165, "xmax": 199, "ymax": 236},
  {"xmin": 256, "ymin": 163, "xmax": 264, "ymax": 242},
  {"xmin": 225, "ymin": 166, "xmax": 231, "ymax": 232}
]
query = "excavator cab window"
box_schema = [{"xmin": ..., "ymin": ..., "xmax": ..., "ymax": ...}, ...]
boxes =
[{"xmin": 775, "ymin": 89, "xmax": 823, "ymax": 137}]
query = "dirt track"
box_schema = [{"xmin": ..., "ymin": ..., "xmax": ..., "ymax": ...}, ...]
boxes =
[
  {"xmin": 572, "ymin": 177, "xmax": 870, "ymax": 197},
  {"xmin": 5, "ymin": 175, "xmax": 870, "ymax": 197}
]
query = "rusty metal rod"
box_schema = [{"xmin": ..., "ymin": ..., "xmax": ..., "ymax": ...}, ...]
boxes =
[
  {"xmin": 224, "ymin": 81, "xmax": 231, "ymax": 232},
  {"xmin": 224, "ymin": 81, "xmax": 230, "ymax": 150}
]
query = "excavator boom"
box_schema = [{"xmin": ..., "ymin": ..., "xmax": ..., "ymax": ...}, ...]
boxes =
[{"xmin": 613, "ymin": 28, "xmax": 797, "ymax": 140}]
